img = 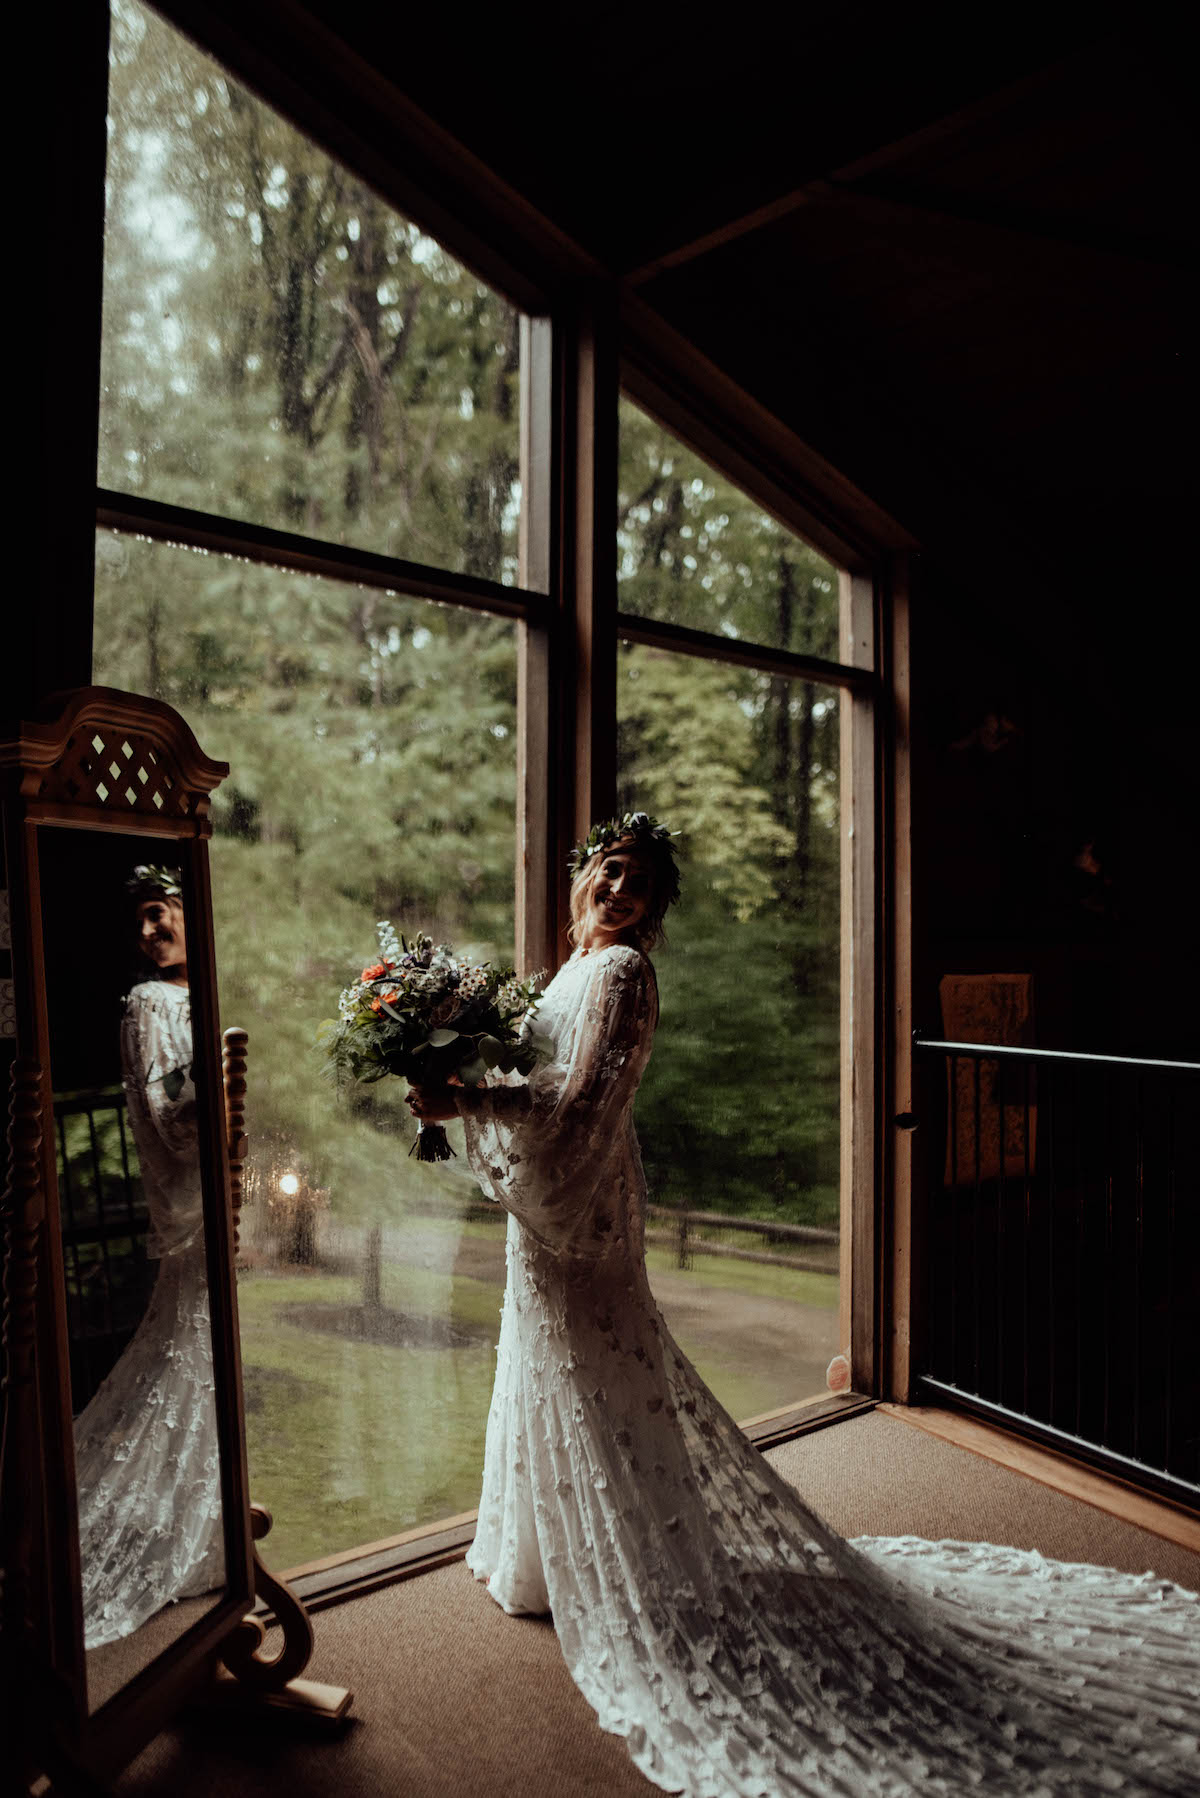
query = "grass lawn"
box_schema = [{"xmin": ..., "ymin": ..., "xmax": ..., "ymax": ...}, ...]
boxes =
[
  {"xmin": 236, "ymin": 1213, "xmax": 838, "ymax": 1573},
  {"xmin": 238, "ymin": 1268, "xmax": 499, "ymax": 1571}
]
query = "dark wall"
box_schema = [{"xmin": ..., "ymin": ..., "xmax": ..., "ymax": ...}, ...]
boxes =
[
  {"xmin": 9, "ymin": 8, "xmax": 106, "ymax": 729},
  {"xmin": 912, "ymin": 537, "xmax": 1198, "ymax": 1059}
]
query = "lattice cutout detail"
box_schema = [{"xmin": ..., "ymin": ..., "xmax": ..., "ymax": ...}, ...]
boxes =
[{"xmin": 40, "ymin": 728, "xmax": 192, "ymax": 816}]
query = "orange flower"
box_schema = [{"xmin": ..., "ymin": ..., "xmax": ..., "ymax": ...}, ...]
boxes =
[
  {"xmin": 370, "ymin": 997, "xmax": 383, "ymax": 1013},
  {"xmin": 363, "ymin": 962, "xmax": 386, "ymax": 981}
]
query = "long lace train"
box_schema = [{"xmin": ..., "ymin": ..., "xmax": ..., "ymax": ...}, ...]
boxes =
[
  {"xmin": 75, "ymin": 1243, "xmax": 224, "ymax": 1649},
  {"xmin": 454, "ymin": 945, "xmax": 1198, "ymax": 1797}
]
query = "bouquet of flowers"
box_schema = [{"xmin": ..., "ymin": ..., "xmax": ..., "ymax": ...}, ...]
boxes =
[{"xmin": 317, "ymin": 922, "xmax": 549, "ymax": 1162}]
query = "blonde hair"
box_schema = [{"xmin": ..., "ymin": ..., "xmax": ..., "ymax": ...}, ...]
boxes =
[{"xmin": 567, "ymin": 837, "xmax": 671, "ymax": 954}]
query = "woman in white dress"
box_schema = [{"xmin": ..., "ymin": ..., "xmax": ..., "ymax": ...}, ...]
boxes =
[
  {"xmin": 410, "ymin": 813, "xmax": 1198, "ymax": 1797},
  {"xmin": 73, "ymin": 866, "xmax": 224, "ymax": 1649}
]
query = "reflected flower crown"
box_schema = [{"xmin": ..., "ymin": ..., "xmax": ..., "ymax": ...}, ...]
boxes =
[
  {"xmin": 568, "ymin": 811, "xmax": 681, "ymax": 910},
  {"xmin": 125, "ymin": 863, "xmax": 183, "ymax": 903}
]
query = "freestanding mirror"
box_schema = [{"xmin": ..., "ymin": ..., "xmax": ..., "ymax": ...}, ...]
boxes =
[
  {"xmin": 1, "ymin": 689, "xmax": 343, "ymax": 1787},
  {"xmin": 40, "ymin": 825, "xmax": 232, "ymax": 1713}
]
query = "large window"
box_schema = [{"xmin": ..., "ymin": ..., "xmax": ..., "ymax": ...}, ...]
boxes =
[
  {"xmin": 616, "ymin": 400, "xmax": 846, "ymax": 1420},
  {"xmin": 100, "ymin": 0, "xmax": 527, "ymax": 582},
  {"xmin": 81, "ymin": 0, "xmax": 885, "ymax": 1582},
  {"xmin": 93, "ymin": 0, "xmax": 543, "ymax": 1571}
]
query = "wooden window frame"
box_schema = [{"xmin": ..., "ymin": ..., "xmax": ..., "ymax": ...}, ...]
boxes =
[
  {"xmin": 614, "ymin": 344, "xmax": 913, "ymax": 1406},
  {"xmin": 29, "ymin": 0, "xmax": 918, "ymax": 1610}
]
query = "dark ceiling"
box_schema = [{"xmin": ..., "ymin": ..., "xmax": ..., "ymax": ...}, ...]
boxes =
[
  {"xmin": 292, "ymin": 3, "xmax": 1193, "ymax": 575},
  {"xmin": 195, "ymin": 3, "xmax": 1197, "ymax": 580}
]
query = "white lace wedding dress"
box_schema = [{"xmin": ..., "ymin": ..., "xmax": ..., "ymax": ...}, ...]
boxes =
[
  {"xmin": 74, "ymin": 980, "xmax": 224, "ymax": 1650},
  {"xmin": 455, "ymin": 945, "xmax": 1198, "ymax": 1797}
]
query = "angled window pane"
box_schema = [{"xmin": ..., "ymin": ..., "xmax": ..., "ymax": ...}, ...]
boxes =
[
  {"xmin": 93, "ymin": 529, "xmax": 517, "ymax": 1569},
  {"xmin": 618, "ymin": 397, "xmax": 840, "ymax": 656},
  {"xmin": 618, "ymin": 642, "xmax": 842, "ymax": 1420},
  {"xmin": 102, "ymin": 1, "xmax": 526, "ymax": 586}
]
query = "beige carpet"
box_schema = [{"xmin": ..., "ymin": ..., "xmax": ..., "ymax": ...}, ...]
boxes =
[
  {"xmin": 87, "ymin": 1594, "xmax": 218, "ymax": 1714},
  {"xmin": 113, "ymin": 1411, "xmax": 1199, "ymax": 1798},
  {"xmin": 768, "ymin": 1413, "xmax": 1199, "ymax": 1587}
]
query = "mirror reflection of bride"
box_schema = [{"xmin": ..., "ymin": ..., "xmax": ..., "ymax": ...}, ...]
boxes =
[{"xmin": 74, "ymin": 865, "xmax": 224, "ymax": 1649}]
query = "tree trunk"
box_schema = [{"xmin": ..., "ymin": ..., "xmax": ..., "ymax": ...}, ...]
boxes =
[
  {"xmin": 145, "ymin": 595, "xmax": 163, "ymax": 701},
  {"xmin": 771, "ymin": 554, "xmax": 795, "ymax": 828},
  {"xmin": 363, "ymin": 1223, "xmax": 383, "ymax": 1310},
  {"xmin": 794, "ymin": 681, "xmax": 816, "ymax": 900}
]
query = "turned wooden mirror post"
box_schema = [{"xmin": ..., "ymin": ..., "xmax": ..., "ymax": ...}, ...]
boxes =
[{"xmin": 1, "ymin": 688, "xmax": 348, "ymax": 1790}]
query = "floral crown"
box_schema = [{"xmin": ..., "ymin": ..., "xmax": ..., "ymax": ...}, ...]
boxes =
[
  {"xmin": 567, "ymin": 811, "xmax": 681, "ymax": 909},
  {"xmin": 125, "ymin": 863, "xmax": 183, "ymax": 903}
]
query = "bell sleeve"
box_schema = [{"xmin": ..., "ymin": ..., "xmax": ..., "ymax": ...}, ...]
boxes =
[{"xmin": 453, "ymin": 946, "xmax": 657, "ymax": 1250}]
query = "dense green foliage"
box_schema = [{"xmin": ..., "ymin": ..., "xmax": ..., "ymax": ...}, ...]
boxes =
[
  {"xmin": 96, "ymin": 0, "xmax": 843, "ymax": 1233},
  {"xmin": 88, "ymin": 0, "xmax": 846, "ymax": 1555},
  {"xmin": 617, "ymin": 408, "xmax": 842, "ymax": 1223},
  {"xmin": 102, "ymin": 2, "xmax": 520, "ymax": 578}
]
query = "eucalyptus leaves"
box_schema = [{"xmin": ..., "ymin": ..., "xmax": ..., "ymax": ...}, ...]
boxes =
[{"xmin": 317, "ymin": 923, "xmax": 549, "ymax": 1161}]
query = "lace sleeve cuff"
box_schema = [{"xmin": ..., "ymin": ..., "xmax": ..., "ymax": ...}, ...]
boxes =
[{"xmin": 454, "ymin": 1082, "xmax": 533, "ymax": 1123}]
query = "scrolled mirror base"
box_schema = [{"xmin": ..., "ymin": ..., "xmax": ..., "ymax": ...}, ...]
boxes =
[{"xmin": 218, "ymin": 1504, "xmax": 318, "ymax": 1694}]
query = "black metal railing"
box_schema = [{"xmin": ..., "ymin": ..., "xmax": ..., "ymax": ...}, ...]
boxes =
[
  {"xmin": 914, "ymin": 1039, "xmax": 1199, "ymax": 1507},
  {"xmin": 54, "ymin": 1086, "xmax": 153, "ymax": 1408}
]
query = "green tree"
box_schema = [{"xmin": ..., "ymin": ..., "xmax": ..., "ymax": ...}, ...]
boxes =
[
  {"xmin": 95, "ymin": 2, "xmax": 844, "ymax": 1232},
  {"xmin": 616, "ymin": 402, "xmax": 843, "ymax": 1226}
]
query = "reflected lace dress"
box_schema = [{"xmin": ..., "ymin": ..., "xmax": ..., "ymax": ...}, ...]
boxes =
[
  {"xmin": 455, "ymin": 945, "xmax": 1198, "ymax": 1797},
  {"xmin": 74, "ymin": 981, "xmax": 224, "ymax": 1649}
]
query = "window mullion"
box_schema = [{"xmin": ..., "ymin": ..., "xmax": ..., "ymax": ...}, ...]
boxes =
[
  {"xmin": 840, "ymin": 570, "xmax": 881, "ymax": 1396},
  {"xmin": 543, "ymin": 287, "xmax": 620, "ymax": 964},
  {"xmin": 517, "ymin": 316, "xmax": 555, "ymax": 977},
  {"xmin": 615, "ymin": 612, "xmax": 876, "ymax": 696},
  {"xmin": 569, "ymin": 286, "xmax": 620, "ymax": 844},
  {"xmin": 95, "ymin": 490, "xmax": 542, "ymax": 625}
]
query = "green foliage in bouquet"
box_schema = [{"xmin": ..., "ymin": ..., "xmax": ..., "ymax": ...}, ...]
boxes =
[{"xmin": 317, "ymin": 924, "xmax": 550, "ymax": 1158}]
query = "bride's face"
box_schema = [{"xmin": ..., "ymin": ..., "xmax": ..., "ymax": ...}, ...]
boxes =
[
  {"xmin": 585, "ymin": 849, "xmax": 653, "ymax": 944},
  {"xmin": 136, "ymin": 896, "xmax": 188, "ymax": 979}
]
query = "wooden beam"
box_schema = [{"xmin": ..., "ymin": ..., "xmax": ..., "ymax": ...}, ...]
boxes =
[
  {"xmin": 561, "ymin": 288, "xmax": 619, "ymax": 877},
  {"xmin": 614, "ymin": 614, "xmax": 878, "ymax": 695},
  {"xmin": 622, "ymin": 184, "xmax": 828, "ymax": 289},
  {"xmin": 620, "ymin": 45, "xmax": 1118, "ymax": 286},
  {"xmin": 840, "ymin": 570, "xmax": 881, "ymax": 1395},
  {"xmin": 838, "ymin": 176, "xmax": 1192, "ymax": 271},
  {"xmin": 95, "ymin": 490, "xmax": 547, "ymax": 624},
  {"xmin": 883, "ymin": 552, "xmax": 917, "ymax": 1402},
  {"xmin": 517, "ymin": 318, "xmax": 556, "ymax": 980},
  {"xmin": 157, "ymin": 0, "xmax": 601, "ymax": 314},
  {"xmin": 621, "ymin": 299, "xmax": 916, "ymax": 568}
]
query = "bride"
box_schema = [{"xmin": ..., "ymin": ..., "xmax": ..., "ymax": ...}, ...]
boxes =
[
  {"xmin": 74, "ymin": 866, "xmax": 224, "ymax": 1649},
  {"xmin": 409, "ymin": 814, "xmax": 1197, "ymax": 1797}
]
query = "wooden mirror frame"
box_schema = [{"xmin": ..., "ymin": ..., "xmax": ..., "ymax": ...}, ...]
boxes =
[{"xmin": 1, "ymin": 687, "xmax": 262, "ymax": 1784}]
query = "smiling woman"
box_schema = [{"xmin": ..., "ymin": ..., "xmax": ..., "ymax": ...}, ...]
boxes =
[
  {"xmin": 567, "ymin": 812, "xmax": 681, "ymax": 956},
  {"xmin": 581, "ymin": 850, "xmax": 652, "ymax": 945},
  {"xmin": 131, "ymin": 882, "xmax": 189, "ymax": 985}
]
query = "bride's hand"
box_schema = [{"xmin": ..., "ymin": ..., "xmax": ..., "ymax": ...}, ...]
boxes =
[{"xmin": 406, "ymin": 1085, "xmax": 459, "ymax": 1122}]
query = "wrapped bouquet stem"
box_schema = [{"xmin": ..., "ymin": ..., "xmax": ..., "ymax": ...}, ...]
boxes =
[{"xmin": 318, "ymin": 924, "xmax": 549, "ymax": 1163}]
